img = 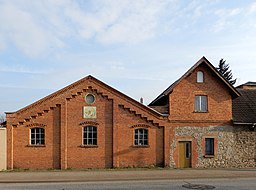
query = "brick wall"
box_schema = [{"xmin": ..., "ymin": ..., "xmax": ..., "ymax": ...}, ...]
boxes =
[
  {"xmin": 115, "ymin": 107, "xmax": 164, "ymax": 168},
  {"xmin": 168, "ymin": 63, "xmax": 239, "ymax": 168},
  {"xmin": 231, "ymin": 126, "xmax": 256, "ymax": 168},
  {"xmin": 6, "ymin": 67, "xmax": 254, "ymax": 170},
  {"xmin": 10, "ymin": 108, "xmax": 57, "ymax": 169},
  {"xmin": 66, "ymin": 91, "xmax": 114, "ymax": 169},
  {"xmin": 169, "ymin": 64, "xmax": 232, "ymax": 122},
  {"xmin": 6, "ymin": 78, "xmax": 165, "ymax": 169}
]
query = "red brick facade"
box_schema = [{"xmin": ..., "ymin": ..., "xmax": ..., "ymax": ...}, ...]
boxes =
[
  {"xmin": 7, "ymin": 57, "xmax": 251, "ymax": 170},
  {"xmin": 6, "ymin": 75, "xmax": 167, "ymax": 169}
]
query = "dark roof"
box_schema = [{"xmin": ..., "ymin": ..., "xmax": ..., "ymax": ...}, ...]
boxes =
[
  {"xmin": 236, "ymin": 81, "xmax": 256, "ymax": 88},
  {"xmin": 242, "ymin": 81, "xmax": 256, "ymax": 86},
  {"xmin": 232, "ymin": 89, "xmax": 256, "ymax": 124},
  {"xmin": 149, "ymin": 57, "xmax": 240, "ymax": 106}
]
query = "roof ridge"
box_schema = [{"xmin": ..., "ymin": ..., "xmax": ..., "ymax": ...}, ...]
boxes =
[
  {"xmin": 14, "ymin": 75, "xmax": 92, "ymax": 115},
  {"xmin": 149, "ymin": 56, "xmax": 240, "ymax": 106}
]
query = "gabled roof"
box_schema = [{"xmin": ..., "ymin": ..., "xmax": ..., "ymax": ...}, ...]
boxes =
[
  {"xmin": 6, "ymin": 75, "xmax": 165, "ymax": 119},
  {"xmin": 233, "ymin": 88, "xmax": 256, "ymax": 124},
  {"xmin": 149, "ymin": 56, "xmax": 240, "ymax": 106},
  {"xmin": 87, "ymin": 76, "xmax": 167, "ymax": 118}
]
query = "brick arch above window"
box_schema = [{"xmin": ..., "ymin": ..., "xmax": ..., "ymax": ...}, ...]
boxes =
[
  {"xmin": 130, "ymin": 124, "xmax": 151, "ymax": 128},
  {"xmin": 79, "ymin": 121, "xmax": 99, "ymax": 126},
  {"xmin": 25, "ymin": 123, "xmax": 46, "ymax": 128}
]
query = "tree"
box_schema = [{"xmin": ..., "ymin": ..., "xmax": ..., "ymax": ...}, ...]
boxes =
[
  {"xmin": 0, "ymin": 114, "xmax": 5, "ymax": 127},
  {"xmin": 216, "ymin": 59, "xmax": 237, "ymax": 85}
]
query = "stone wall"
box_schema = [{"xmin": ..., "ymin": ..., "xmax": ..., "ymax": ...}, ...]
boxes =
[
  {"xmin": 170, "ymin": 125, "xmax": 255, "ymax": 168},
  {"xmin": 231, "ymin": 126, "xmax": 256, "ymax": 168}
]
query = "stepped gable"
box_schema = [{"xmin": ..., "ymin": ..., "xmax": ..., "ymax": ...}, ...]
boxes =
[
  {"xmin": 11, "ymin": 75, "xmax": 93, "ymax": 115},
  {"xmin": 149, "ymin": 56, "xmax": 240, "ymax": 106},
  {"xmin": 7, "ymin": 75, "xmax": 168, "ymax": 127}
]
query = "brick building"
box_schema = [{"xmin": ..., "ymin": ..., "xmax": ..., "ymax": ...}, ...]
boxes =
[{"xmin": 5, "ymin": 57, "xmax": 256, "ymax": 169}]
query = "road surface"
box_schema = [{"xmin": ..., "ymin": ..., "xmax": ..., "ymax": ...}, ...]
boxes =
[{"xmin": 0, "ymin": 177, "xmax": 255, "ymax": 190}]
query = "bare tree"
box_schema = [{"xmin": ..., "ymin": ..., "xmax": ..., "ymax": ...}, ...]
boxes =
[{"xmin": 0, "ymin": 114, "xmax": 6, "ymax": 127}]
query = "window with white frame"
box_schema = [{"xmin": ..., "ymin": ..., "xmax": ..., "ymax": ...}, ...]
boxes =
[
  {"xmin": 205, "ymin": 138, "xmax": 214, "ymax": 156},
  {"xmin": 83, "ymin": 126, "xmax": 97, "ymax": 145},
  {"xmin": 30, "ymin": 128, "xmax": 45, "ymax": 145},
  {"xmin": 197, "ymin": 71, "xmax": 204, "ymax": 83},
  {"xmin": 195, "ymin": 95, "xmax": 208, "ymax": 112},
  {"xmin": 134, "ymin": 128, "xmax": 148, "ymax": 146}
]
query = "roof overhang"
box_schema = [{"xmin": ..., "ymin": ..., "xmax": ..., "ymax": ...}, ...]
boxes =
[{"xmin": 233, "ymin": 122, "xmax": 256, "ymax": 125}]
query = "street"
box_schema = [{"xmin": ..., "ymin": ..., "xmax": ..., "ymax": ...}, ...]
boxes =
[{"xmin": 0, "ymin": 177, "xmax": 255, "ymax": 190}]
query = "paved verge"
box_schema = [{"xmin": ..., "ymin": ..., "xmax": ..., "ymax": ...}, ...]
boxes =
[{"xmin": 0, "ymin": 169, "xmax": 255, "ymax": 183}]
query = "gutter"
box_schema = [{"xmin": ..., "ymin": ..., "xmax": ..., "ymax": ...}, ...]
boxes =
[
  {"xmin": 233, "ymin": 122, "xmax": 256, "ymax": 131},
  {"xmin": 233, "ymin": 122, "xmax": 256, "ymax": 125}
]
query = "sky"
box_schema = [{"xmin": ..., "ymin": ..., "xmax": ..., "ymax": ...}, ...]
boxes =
[{"xmin": 1, "ymin": 0, "xmax": 256, "ymax": 115}]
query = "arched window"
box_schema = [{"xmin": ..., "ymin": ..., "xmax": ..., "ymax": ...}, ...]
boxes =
[
  {"xmin": 30, "ymin": 128, "xmax": 45, "ymax": 145},
  {"xmin": 134, "ymin": 128, "xmax": 148, "ymax": 146},
  {"xmin": 83, "ymin": 126, "xmax": 97, "ymax": 145},
  {"xmin": 197, "ymin": 71, "xmax": 204, "ymax": 83}
]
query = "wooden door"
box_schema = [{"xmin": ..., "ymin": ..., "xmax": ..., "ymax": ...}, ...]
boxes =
[{"xmin": 179, "ymin": 141, "xmax": 191, "ymax": 168}]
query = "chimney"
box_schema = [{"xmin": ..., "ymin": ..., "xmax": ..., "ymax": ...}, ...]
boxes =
[{"xmin": 140, "ymin": 97, "xmax": 143, "ymax": 104}]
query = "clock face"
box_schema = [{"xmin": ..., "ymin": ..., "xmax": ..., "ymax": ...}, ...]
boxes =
[{"xmin": 85, "ymin": 94, "xmax": 95, "ymax": 104}]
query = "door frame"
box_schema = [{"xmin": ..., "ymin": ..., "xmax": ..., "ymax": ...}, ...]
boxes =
[{"xmin": 178, "ymin": 140, "xmax": 192, "ymax": 168}]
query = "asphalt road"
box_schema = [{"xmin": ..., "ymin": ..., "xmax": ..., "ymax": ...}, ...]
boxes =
[{"xmin": 0, "ymin": 177, "xmax": 255, "ymax": 190}]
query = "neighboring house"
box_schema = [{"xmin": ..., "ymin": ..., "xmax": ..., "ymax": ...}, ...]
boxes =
[
  {"xmin": 5, "ymin": 57, "xmax": 256, "ymax": 169},
  {"xmin": 231, "ymin": 82, "xmax": 256, "ymax": 167}
]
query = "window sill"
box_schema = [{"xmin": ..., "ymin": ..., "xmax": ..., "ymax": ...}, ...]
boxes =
[
  {"xmin": 193, "ymin": 111, "xmax": 208, "ymax": 113},
  {"xmin": 132, "ymin": 145, "xmax": 150, "ymax": 148},
  {"xmin": 204, "ymin": 155, "xmax": 214, "ymax": 158},
  {"xmin": 79, "ymin": 145, "xmax": 98, "ymax": 148},
  {"xmin": 27, "ymin": 145, "xmax": 46, "ymax": 147}
]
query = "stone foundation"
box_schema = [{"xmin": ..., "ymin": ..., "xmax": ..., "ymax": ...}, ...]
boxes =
[{"xmin": 170, "ymin": 125, "xmax": 255, "ymax": 168}]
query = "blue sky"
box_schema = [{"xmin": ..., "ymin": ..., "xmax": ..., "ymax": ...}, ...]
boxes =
[{"xmin": 1, "ymin": 0, "xmax": 256, "ymax": 115}]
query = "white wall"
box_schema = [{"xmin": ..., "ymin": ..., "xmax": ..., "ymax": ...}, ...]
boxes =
[{"xmin": 0, "ymin": 128, "xmax": 6, "ymax": 170}]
